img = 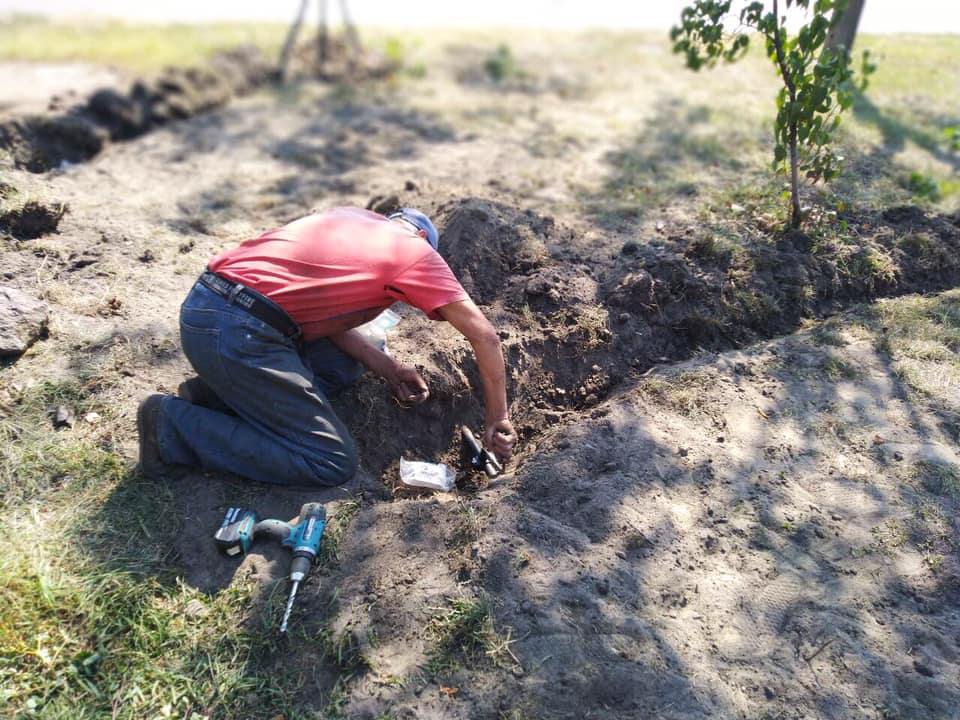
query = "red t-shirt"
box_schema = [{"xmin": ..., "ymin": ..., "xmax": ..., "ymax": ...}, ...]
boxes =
[{"xmin": 208, "ymin": 207, "xmax": 469, "ymax": 340}]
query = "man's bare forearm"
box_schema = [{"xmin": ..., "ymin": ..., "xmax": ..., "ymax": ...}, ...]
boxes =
[
  {"xmin": 469, "ymin": 330, "xmax": 509, "ymax": 425},
  {"xmin": 329, "ymin": 329, "xmax": 396, "ymax": 378}
]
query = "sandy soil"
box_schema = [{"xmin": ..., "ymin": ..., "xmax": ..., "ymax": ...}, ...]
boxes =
[
  {"xmin": 0, "ymin": 61, "xmax": 126, "ymax": 117},
  {"xmin": 2, "ymin": 36, "xmax": 959, "ymax": 720}
]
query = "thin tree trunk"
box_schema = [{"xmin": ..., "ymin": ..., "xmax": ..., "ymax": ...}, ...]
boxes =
[
  {"xmin": 825, "ymin": 0, "xmax": 866, "ymax": 58},
  {"xmin": 789, "ymin": 124, "xmax": 801, "ymax": 228},
  {"xmin": 339, "ymin": 0, "xmax": 363, "ymax": 59},
  {"xmin": 317, "ymin": 0, "xmax": 328, "ymax": 66},
  {"xmin": 278, "ymin": 0, "xmax": 309, "ymax": 84},
  {"xmin": 770, "ymin": 0, "xmax": 804, "ymax": 228}
]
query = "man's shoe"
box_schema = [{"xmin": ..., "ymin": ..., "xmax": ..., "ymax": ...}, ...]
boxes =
[
  {"xmin": 177, "ymin": 377, "xmax": 215, "ymax": 406},
  {"xmin": 137, "ymin": 394, "xmax": 165, "ymax": 478}
]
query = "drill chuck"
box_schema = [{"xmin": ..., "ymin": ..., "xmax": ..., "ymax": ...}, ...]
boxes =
[{"xmin": 289, "ymin": 555, "xmax": 312, "ymax": 583}]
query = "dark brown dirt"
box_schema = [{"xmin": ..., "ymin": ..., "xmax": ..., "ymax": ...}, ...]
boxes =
[{"xmin": 0, "ymin": 198, "xmax": 67, "ymax": 239}]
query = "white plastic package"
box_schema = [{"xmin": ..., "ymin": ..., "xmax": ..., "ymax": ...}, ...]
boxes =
[
  {"xmin": 399, "ymin": 457, "xmax": 456, "ymax": 492},
  {"xmin": 356, "ymin": 308, "xmax": 401, "ymax": 352}
]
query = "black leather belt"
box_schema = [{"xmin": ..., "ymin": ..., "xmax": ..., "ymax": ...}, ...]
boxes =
[{"xmin": 198, "ymin": 270, "xmax": 300, "ymax": 340}]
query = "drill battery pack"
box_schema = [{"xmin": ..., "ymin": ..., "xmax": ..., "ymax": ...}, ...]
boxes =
[{"xmin": 214, "ymin": 507, "xmax": 257, "ymax": 556}]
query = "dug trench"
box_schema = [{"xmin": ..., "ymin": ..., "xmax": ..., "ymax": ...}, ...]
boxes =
[
  {"xmin": 0, "ymin": 38, "xmax": 395, "ymax": 175},
  {"xmin": 205, "ymin": 195, "xmax": 960, "ymax": 718},
  {"xmin": 333, "ymin": 197, "xmax": 960, "ymax": 485}
]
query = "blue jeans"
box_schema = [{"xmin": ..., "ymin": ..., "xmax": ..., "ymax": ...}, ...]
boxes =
[{"xmin": 156, "ymin": 282, "xmax": 362, "ymax": 486}]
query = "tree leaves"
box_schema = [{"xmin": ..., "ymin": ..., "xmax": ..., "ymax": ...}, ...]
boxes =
[{"xmin": 670, "ymin": 0, "xmax": 875, "ymax": 228}]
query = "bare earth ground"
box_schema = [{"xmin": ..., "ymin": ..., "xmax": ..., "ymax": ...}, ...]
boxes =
[
  {"xmin": 0, "ymin": 61, "xmax": 126, "ymax": 117},
  {"xmin": 2, "ymin": 33, "xmax": 960, "ymax": 719}
]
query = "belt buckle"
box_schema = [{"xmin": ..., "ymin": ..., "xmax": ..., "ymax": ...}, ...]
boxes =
[{"xmin": 226, "ymin": 282, "xmax": 245, "ymax": 306}]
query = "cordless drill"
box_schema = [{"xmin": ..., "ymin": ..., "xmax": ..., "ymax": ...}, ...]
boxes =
[{"xmin": 214, "ymin": 502, "xmax": 326, "ymax": 633}]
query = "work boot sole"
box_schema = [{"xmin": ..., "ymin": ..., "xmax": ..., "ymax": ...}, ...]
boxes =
[{"xmin": 137, "ymin": 394, "xmax": 165, "ymax": 478}]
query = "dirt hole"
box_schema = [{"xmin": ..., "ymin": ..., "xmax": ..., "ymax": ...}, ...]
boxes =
[{"xmin": 335, "ymin": 198, "xmax": 960, "ymax": 493}]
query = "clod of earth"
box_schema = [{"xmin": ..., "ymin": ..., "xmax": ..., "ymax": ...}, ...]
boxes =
[
  {"xmin": 0, "ymin": 199, "xmax": 66, "ymax": 240},
  {"xmin": 0, "ymin": 285, "xmax": 49, "ymax": 356}
]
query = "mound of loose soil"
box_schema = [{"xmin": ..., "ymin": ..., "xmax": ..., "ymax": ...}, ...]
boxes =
[
  {"xmin": 0, "ymin": 39, "xmax": 397, "ymax": 174},
  {"xmin": 0, "ymin": 198, "xmax": 66, "ymax": 240},
  {"xmin": 0, "ymin": 46, "xmax": 272, "ymax": 173},
  {"xmin": 331, "ymin": 198, "xmax": 960, "ymax": 489}
]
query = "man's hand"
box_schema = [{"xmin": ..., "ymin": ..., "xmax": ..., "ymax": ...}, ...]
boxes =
[
  {"xmin": 388, "ymin": 364, "xmax": 430, "ymax": 405},
  {"xmin": 484, "ymin": 418, "xmax": 517, "ymax": 463}
]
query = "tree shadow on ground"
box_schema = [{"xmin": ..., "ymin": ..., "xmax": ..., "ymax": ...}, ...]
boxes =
[
  {"xmin": 72, "ymin": 290, "xmax": 960, "ymax": 719},
  {"xmin": 159, "ymin": 87, "xmax": 458, "ymax": 232},
  {"xmin": 580, "ymin": 96, "xmax": 758, "ymax": 232},
  {"xmin": 853, "ymin": 90, "xmax": 960, "ymax": 174},
  {"xmin": 493, "ymin": 305, "xmax": 960, "ymax": 718}
]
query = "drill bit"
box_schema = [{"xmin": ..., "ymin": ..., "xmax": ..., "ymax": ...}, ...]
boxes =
[{"xmin": 279, "ymin": 579, "xmax": 300, "ymax": 633}]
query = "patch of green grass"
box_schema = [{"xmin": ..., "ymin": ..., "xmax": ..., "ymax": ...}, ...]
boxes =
[
  {"xmin": 449, "ymin": 500, "xmax": 490, "ymax": 548},
  {"xmin": 857, "ymin": 34, "xmax": 960, "ymax": 102},
  {"xmin": 821, "ymin": 355, "xmax": 861, "ymax": 381},
  {"xmin": 0, "ymin": 483, "xmax": 303, "ymax": 719},
  {"xmin": 904, "ymin": 171, "xmax": 942, "ymax": 202},
  {"xmin": 380, "ymin": 36, "xmax": 426, "ymax": 79},
  {"xmin": 867, "ymin": 291, "xmax": 960, "ymax": 401},
  {"xmin": 317, "ymin": 499, "xmax": 361, "ymax": 568},
  {"xmin": 0, "ymin": 380, "xmax": 125, "ymax": 507},
  {"xmin": 0, "ymin": 377, "xmax": 344, "ymax": 718},
  {"xmin": 637, "ymin": 370, "xmax": 716, "ymax": 418},
  {"xmin": 316, "ymin": 625, "xmax": 373, "ymax": 674},
  {"xmin": 913, "ymin": 461, "xmax": 960, "ymax": 498},
  {"xmin": 0, "ymin": 14, "xmax": 285, "ymax": 71},
  {"xmin": 425, "ymin": 595, "xmax": 517, "ymax": 675},
  {"xmin": 484, "ymin": 44, "xmax": 518, "ymax": 83}
]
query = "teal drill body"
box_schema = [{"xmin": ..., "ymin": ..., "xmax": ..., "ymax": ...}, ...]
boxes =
[{"xmin": 214, "ymin": 502, "xmax": 326, "ymax": 632}]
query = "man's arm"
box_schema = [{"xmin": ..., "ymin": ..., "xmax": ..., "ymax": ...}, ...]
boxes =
[
  {"xmin": 437, "ymin": 299, "xmax": 517, "ymax": 461},
  {"xmin": 329, "ymin": 328, "xmax": 429, "ymax": 404}
]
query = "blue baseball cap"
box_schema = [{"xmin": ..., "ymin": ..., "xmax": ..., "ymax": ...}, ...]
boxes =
[{"xmin": 388, "ymin": 208, "xmax": 439, "ymax": 250}]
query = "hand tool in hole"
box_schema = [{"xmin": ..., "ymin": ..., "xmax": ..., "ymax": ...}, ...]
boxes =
[
  {"xmin": 461, "ymin": 426, "xmax": 503, "ymax": 478},
  {"xmin": 213, "ymin": 502, "xmax": 326, "ymax": 633}
]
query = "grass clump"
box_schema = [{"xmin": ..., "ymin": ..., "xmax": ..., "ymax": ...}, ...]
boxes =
[
  {"xmin": 426, "ymin": 595, "xmax": 517, "ymax": 675},
  {"xmin": 317, "ymin": 499, "xmax": 361, "ymax": 568},
  {"xmin": 913, "ymin": 461, "xmax": 960, "ymax": 498},
  {"xmin": 820, "ymin": 355, "xmax": 861, "ymax": 381},
  {"xmin": 811, "ymin": 324, "xmax": 847, "ymax": 347},
  {"xmin": 868, "ymin": 291, "xmax": 960, "ymax": 402},
  {"xmin": 904, "ymin": 171, "xmax": 942, "ymax": 202},
  {"xmin": 637, "ymin": 370, "xmax": 717, "ymax": 418},
  {"xmin": 484, "ymin": 44, "xmax": 518, "ymax": 83},
  {"xmin": 448, "ymin": 501, "xmax": 490, "ymax": 548},
  {"xmin": 315, "ymin": 626, "xmax": 373, "ymax": 674}
]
